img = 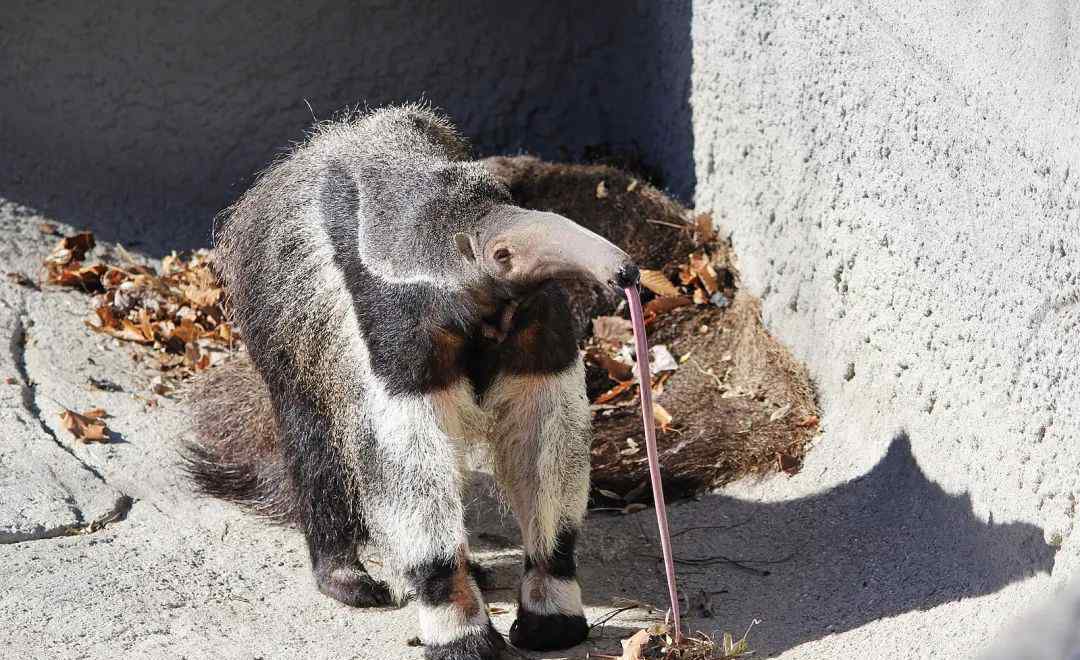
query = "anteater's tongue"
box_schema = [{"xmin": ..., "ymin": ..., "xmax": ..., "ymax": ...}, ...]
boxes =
[{"xmin": 624, "ymin": 284, "xmax": 682, "ymax": 643}]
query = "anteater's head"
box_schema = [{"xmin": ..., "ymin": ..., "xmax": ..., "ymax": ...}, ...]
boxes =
[
  {"xmin": 325, "ymin": 105, "xmax": 637, "ymax": 296},
  {"xmin": 454, "ymin": 204, "xmax": 639, "ymax": 294}
]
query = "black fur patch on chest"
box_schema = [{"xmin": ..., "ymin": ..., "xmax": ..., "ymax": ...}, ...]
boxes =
[
  {"xmin": 322, "ymin": 164, "xmax": 473, "ymax": 397},
  {"xmin": 322, "ymin": 164, "xmax": 579, "ymax": 398},
  {"xmin": 466, "ymin": 282, "xmax": 579, "ymax": 397}
]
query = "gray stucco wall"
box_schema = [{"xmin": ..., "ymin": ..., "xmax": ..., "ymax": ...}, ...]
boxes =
[
  {"xmin": 1, "ymin": 1, "xmax": 692, "ymax": 251},
  {"xmin": 691, "ymin": 0, "xmax": 1079, "ymax": 654}
]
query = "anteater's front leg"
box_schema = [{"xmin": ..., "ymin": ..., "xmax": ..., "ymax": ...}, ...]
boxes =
[
  {"xmin": 367, "ymin": 385, "xmax": 504, "ymax": 660},
  {"xmin": 485, "ymin": 358, "xmax": 591, "ymax": 651}
]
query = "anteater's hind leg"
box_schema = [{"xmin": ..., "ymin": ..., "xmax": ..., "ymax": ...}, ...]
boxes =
[
  {"xmin": 367, "ymin": 385, "xmax": 504, "ymax": 660},
  {"xmin": 276, "ymin": 390, "xmax": 392, "ymax": 608},
  {"xmin": 484, "ymin": 358, "xmax": 591, "ymax": 651}
]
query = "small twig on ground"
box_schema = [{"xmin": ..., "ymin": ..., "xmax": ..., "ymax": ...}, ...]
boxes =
[
  {"xmin": 637, "ymin": 551, "xmax": 794, "ymax": 577},
  {"xmin": 670, "ymin": 521, "xmax": 751, "ymax": 539},
  {"xmin": 674, "ymin": 552, "xmax": 795, "ymax": 566},
  {"xmin": 589, "ymin": 597, "xmax": 656, "ymax": 638},
  {"xmin": 689, "ymin": 358, "xmax": 726, "ymax": 391},
  {"xmin": 633, "ymin": 516, "xmax": 653, "ymax": 544},
  {"xmin": 645, "ymin": 219, "xmax": 690, "ymax": 230},
  {"xmin": 589, "ymin": 605, "xmax": 640, "ymax": 633}
]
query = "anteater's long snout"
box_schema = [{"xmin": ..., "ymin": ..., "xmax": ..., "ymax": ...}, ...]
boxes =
[{"xmin": 479, "ymin": 206, "xmax": 638, "ymax": 290}]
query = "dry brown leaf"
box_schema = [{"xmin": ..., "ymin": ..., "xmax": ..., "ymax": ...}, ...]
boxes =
[
  {"xmin": 87, "ymin": 308, "xmax": 153, "ymax": 343},
  {"xmin": 619, "ymin": 628, "xmax": 651, "ymax": 660},
  {"xmin": 47, "ymin": 263, "xmax": 107, "ymax": 289},
  {"xmin": 47, "ymin": 232, "xmax": 96, "ymax": 265},
  {"xmin": 216, "ymin": 323, "xmax": 234, "ymax": 343},
  {"xmin": 639, "ymin": 269, "xmax": 681, "ymax": 298},
  {"xmin": 47, "ymin": 244, "xmax": 237, "ymax": 391},
  {"xmin": 94, "ymin": 304, "xmax": 118, "ymax": 328},
  {"xmin": 38, "ymin": 222, "xmax": 60, "ymax": 236},
  {"xmin": 677, "ymin": 263, "xmax": 696, "ymax": 286},
  {"xmin": 181, "ymin": 283, "xmax": 222, "ymax": 308},
  {"xmin": 594, "ymin": 380, "xmax": 634, "ymax": 405},
  {"xmin": 170, "ymin": 318, "xmax": 203, "ymax": 345},
  {"xmin": 138, "ymin": 307, "xmax": 155, "ymax": 342},
  {"xmin": 653, "ymin": 402, "xmax": 673, "ymax": 430},
  {"xmin": 694, "ymin": 212, "xmax": 717, "ymax": 243},
  {"xmin": 693, "ymin": 288, "xmax": 708, "ymax": 305},
  {"xmin": 184, "ymin": 343, "xmax": 211, "ymax": 371},
  {"xmin": 626, "ymin": 179, "xmax": 639, "ymax": 192},
  {"xmin": 101, "ymin": 267, "xmax": 130, "ymax": 290},
  {"xmin": 82, "ymin": 407, "xmax": 108, "ymax": 419},
  {"xmin": 59, "ymin": 408, "xmax": 109, "ymax": 443},
  {"xmin": 592, "ymin": 315, "xmax": 634, "ymax": 346},
  {"xmin": 161, "ymin": 253, "xmax": 181, "ymax": 275},
  {"xmin": 120, "ymin": 319, "xmax": 154, "ymax": 343},
  {"xmin": 688, "ymin": 251, "xmax": 719, "ymax": 294},
  {"xmin": 644, "ymin": 295, "xmax": 693, "ymax": 317},
  {"xmin": 586, "ymin": 348, "xmax": 634, "ymax": 383}
]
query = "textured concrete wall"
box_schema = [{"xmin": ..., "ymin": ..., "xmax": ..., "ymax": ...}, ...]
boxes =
[
  {"xmin": 0, "ymin": 0, "xmax": 692, "ymax": 251},
  {"xmin": 691, "ymin": 0, "xmax": 1080, "ymax": 651}
]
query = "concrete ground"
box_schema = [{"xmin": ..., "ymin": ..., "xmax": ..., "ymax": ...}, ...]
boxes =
[{"xmin": 0, "ymin": 199, "xmax": 1069, "ymax": 659}]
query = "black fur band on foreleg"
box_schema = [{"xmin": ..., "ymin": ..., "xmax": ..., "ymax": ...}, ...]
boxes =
[
  {"xmin": 407, "ymin": 553, "xmax": 504, "ymax": 660},
  {"xmin": 510, "ymin": 527, "xmax": 588, "ymax": 651}
]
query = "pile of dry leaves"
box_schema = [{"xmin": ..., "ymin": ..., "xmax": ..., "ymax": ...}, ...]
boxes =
[
  {"xmin": 30, "ymin": 226, "xmax": 239, "ymax": 441},
  {"xmin": 42, "ymin": 228, "xmax": 236, "ymax": 385}
]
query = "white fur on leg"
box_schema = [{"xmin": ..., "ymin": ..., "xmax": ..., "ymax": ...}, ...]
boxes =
[
  {"xmin": 362, "ymin": 379, "xmax": 491, "ymax": 586},
  {"xmin": 417, "ymin": 579, "xmax": 491, "ymax": 646},
  {"xmin": 483, "ymin": 358, "xmax": 591, "ymax": 559},
  {"xmin": 520, "ymin": 571, "xmax": 584, "ymax": 617}
]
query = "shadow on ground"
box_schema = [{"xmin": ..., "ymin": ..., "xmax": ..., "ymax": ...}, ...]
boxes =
[{"xmin": 468, "ymin": 433, "xmax": 1057, "ymax": 657}]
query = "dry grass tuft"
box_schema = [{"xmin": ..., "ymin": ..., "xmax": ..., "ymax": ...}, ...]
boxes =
[{"xmin": 593, "ymin": 620, "xmax": 759, "ymax": 660}]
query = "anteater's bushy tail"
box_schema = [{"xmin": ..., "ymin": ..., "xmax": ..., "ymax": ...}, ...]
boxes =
[{"xmin": 182, "ymin": 353, "xmax": 297, "ymax": 523}]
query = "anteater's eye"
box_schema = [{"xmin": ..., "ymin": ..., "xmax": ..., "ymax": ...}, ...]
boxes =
[{"xmin": 493, "ymin": 247, "xmax": 512, "ymax": 263}]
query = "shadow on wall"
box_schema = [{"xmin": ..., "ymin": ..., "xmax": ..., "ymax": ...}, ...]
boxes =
[
  {"xmin": 470, "ymin": 433, "xmax": 1055, "ymax": 657},
  {"xmin": 0, "ymin": 1, "xmax": 693, "ymax": 253}
]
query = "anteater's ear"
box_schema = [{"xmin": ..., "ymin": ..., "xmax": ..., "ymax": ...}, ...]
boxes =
[{"xmin": 454, "ymin": 233, "xmax": 476, "ymax": 263}]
